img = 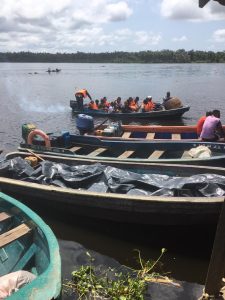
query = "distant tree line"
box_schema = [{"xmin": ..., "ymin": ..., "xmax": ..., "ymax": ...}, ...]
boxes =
[{"xmin": 0, "ymin": 49, "xmax": 225, "ymax": 63}]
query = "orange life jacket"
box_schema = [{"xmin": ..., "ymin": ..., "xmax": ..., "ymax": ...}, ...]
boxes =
[
  {"xmin": 75, "ymin": 89, "xmax": 87, "ymax": 97},
  {"xmin": 148, "ymin": 101, "xmax": 155, "ymax": 111},
  {"xmin": 143, "ymin": 101, "xmax": 155, "ymax": 112},
  {"xmin": 129, "ymin": 99, "xmax": 137, "ymax": 111},
  {"xmin": 89, "ymin": 102, "xmax": 98, "ymax": 110}
]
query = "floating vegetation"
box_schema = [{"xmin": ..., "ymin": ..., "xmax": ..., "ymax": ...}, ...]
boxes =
[{"xmin": 63, "ymin": 248, "xmax": 178, "ymax": 300}]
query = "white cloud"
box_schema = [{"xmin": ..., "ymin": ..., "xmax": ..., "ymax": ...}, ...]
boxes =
[
  {"xmin": 172, "ymin": 35, "xmax": 188, "ymax": 42},
  {"xmin": 212, "ymin": 28, "xmax": 225, "ymax": 42},
  {"xmin": 161, "ymin": 0, "xmax": 225, "ymax": 21},
  {"xmin": 0, "ymin": 0, "xmax": 134, "ymax": 52}
]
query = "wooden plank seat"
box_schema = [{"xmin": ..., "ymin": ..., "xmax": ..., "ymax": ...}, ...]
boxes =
[
  {"xmin": 87, "ymin": 148, "xmax": 107, "ymax": 157},
  {"xmin": 0, "ymin": 212, "xmax": 11, "ymax": 223},
  {"xmin": 0, "ymin": 223, "xmax": 31, "ymax": 248},
  {"xmin": 148, "ymin": 150, "xmax": 165, "ymax": 159},
  {"xmin": 172, "ymin": 133, "xmax": 181, "ymax": 140},
  {"xmin": 122, "ymin": 132, "xmax": 131, "ymax": 139},
  {"xmin": 69, "ymin": 146, "xmax": 82, "ymax": 153},
  {"xmin": 118, "ymin": 150, "xmax": 134, "ymax": 159},
  {"xmin": 146, "ymin": 133, "xmax": 155, "ymax": 140}
]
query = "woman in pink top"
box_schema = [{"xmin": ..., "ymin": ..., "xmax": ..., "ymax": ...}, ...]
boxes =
[{"xmin": 200, "ymin": 110, "xmax": 225, "ymax": 141}]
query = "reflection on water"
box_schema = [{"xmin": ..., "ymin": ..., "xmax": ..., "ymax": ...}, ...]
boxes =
[
  {"xmin": 0, "ymin": 62, "xmax": 224, "ymax": 283},
  {"xmin": 18, "ymin": 199, "xmax": 215, "ymax": 285}
]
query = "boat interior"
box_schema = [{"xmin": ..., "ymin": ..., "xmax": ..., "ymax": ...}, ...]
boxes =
[{"xmin": 0, "ymin": 196, "xmax": 50, "ymax": 277}]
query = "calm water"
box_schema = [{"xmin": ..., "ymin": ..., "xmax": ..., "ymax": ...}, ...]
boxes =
[{"xmin": 1, "ymin": 62, "xmax": 225, "ymax": 284}]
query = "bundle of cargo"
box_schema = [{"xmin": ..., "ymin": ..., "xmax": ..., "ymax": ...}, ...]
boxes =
[{"xmin": 164, "ymin": 97, "xmax": 183, "ymax": 110}]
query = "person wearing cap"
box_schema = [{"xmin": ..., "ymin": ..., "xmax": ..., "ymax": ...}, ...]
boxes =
[{"xmin": 75, "ymin": 89, "xmax": 92, "ymax": 110}]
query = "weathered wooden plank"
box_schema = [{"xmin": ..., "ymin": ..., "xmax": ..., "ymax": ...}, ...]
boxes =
[
  {"xmin": 0, "ymin": 224, "xmax": 31, "ymax": 248},
  {"xmin": 118, "ymin": 150, "xmax": 134, "ymax": 159},
  {"xmin": 122, "ymin": 132, "xmax": 131, "ymax": 139},
  {"xmin": 0, "ymin": 212, "xmax": 10, "ymax": 223},
  {"xmin": 148, "ymin": 150, "xmax": 165, "ymax": 159},
  {"xmin": 172, "ymin": 133, "xmax": 181, "ymax": 140},
  {"xmin": 146, "ymin": 133, "xmax": 155, "ymax": 140},
  {"xmin": 87, "ymin": 148, "xmax": 107, "ymax": 157},
  {"xmin": 69, "ymin": 146, "xmax": 81, "ymax": 152}
]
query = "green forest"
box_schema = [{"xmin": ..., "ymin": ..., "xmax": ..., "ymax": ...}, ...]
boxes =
[{"xmin": 0, "ymin": 49, "xmax": 225, "ymax": 63}]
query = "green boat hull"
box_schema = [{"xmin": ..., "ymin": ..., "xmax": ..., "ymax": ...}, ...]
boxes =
[{"xmin": 0, "ymin": 192, "xmax": 61, "ymax": 299}]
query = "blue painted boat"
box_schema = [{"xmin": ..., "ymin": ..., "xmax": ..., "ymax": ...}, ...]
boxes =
[
  {"xmin": 0, "ymin": 192, "xmax": 61, "ymax": 299},
  {"xmin": 70, "ymin": 100, "xmax": 190, "ymax": 120}
]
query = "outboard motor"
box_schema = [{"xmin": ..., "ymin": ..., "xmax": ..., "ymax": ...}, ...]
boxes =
[
  {"xmin": 70, "ymin": 100, "xmax": 78, "ymax": 110},
  {"xmin": 76, "ymin": 114, "xmax": 94, "ymax": 135}
]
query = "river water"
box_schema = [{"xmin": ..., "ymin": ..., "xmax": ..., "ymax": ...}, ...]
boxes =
[{"xmin": 1, "ymin": 62, "xmax": 225, "ymax": 284}]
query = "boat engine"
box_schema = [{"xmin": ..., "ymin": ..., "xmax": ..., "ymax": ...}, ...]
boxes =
[{"xmin": 76, "ymin": 114, "xmax": 94, "ymax": 135}]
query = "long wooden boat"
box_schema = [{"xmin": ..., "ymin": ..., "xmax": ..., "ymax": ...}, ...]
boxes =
[
  {"xmin": 70, "ymin": 100, "xmax": 190, "ymax": 119},
  {"xmin": 0, "ymin": 191, "xmax": 61, "ymax": 299},
  {"xmin": 1, "ymin": 151, "xmax": 225, "ymax": 226},
  {"xmin": 19, "ymin": 139, "xmax": 225, "ymax": 167},
  {"xmin": 82, "ymin": 124, "xmax": 225, "ymax": 141}
]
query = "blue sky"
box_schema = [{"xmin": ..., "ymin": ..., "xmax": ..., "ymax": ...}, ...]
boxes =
[{"xmin": 0, "ymin": 0, "xmax": 225, "ymax": 52}]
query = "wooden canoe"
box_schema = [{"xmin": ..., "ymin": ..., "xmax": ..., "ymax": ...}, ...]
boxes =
[
  {"xmin": 1, "ymin": 151, "xmax": 225, "ymax": 226},
  {"xmin": 0, "ymin": 191, "xmax": 61, "ymax": 299},
  {"xmin": 19, "ymin": 139, "xmax": 225, "ymax": 167},
  {"xmin": 70, "ymin": 101, "xmax": 190, "ymax": 120}
]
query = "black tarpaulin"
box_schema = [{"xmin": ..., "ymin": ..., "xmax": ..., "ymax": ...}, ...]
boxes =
[{"xmin": 1, "ymin": 156, "xmax": 225, "ymax": 197}]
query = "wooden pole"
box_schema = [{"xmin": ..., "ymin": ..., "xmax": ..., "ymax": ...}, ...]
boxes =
[
  {"xmin": 25, "ymin": 148, "xmax": 45, "ymax": 161},
  {"xmin": 203, "ymin": 198, "xmax": 225, "ymax": 297}
]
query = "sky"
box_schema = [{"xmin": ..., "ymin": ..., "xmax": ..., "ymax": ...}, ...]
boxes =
[{"xmin": 0, "ymin": 0, "xmax": 225, "ymax": 53}]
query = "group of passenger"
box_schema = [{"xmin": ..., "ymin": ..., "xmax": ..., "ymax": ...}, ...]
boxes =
[
  {"xmin": 197, "ymin": 110, "xmax": 225, "ymax": 142},
  {"xmin": 75, "ymin": 88, "xmax": 166, "ymax": 113},
  {"xmin": 88, "ymin": 95, "xmax": 162, "ymax": 113}
]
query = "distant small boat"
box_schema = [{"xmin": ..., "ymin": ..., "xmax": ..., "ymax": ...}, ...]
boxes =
[
  {"xmin": 46, "ymin": 68, "xmax": 61, "ymax": 73},
  {"xmin": 1, "ymin": 152, "xmax": 225, "ymax": 226},
  {"xmin": 0, "ymin": 191, "xmax": 61, "ymax": 299},
  {"xmin": 70, "ymin": 100, "xmax": 190, "ymax": 120}
]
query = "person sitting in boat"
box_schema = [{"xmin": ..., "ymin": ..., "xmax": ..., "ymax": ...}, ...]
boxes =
[
  {"xmin": 108, "ymin": 102, "xmax": 115, "ymax": 113},
  {"xmin": 88, "ymin": 100, "xmax": 98, "ymax": 110},
  {"xmin": 129, "ymin": 97, "xmax": 138, "ymax": 112},
  {"xmin": 75, "ymin": 89, "xmax": 92, "ymax": 110},
  {"xmin": 95, "ymin": 99, "xmax": 100, "ymax": 108},
  {"xmin": 200, "ymin": 110, "xmax": 225, "ymax": 142},
  {"xmin": 163, "ymin": 91, "xmax": 171, "ymax": 103},
  {"xmin": 114, "ymin": 97, "xmax": 123, "ymax": 112},
  {"xmin": 134, "ymin": 97, "xmax": 141, "ymax": 111},
  {"xmin": 100, "ymin": 97, "xmax": 110, "ymax": 111},
  {"xmin": 121, "ymin": 98, "xmax": 130, "ymax": 112},
  {"xmin": 196, "ymin": 111, "xmax": 212, "ymax": 137},
  {"xmin": 142, "ymin": 96, "xmax": 155, "ymax": 112}
]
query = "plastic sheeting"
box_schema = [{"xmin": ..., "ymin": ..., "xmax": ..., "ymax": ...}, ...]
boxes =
[{"xmin": 1, "ymin": 156, "xmax": 225, "ymax": 197}]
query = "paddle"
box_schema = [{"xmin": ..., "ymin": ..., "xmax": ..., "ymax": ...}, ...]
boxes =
[{"xmin": 25, "ymin": 148, "xmax": 45, "ymax": 161}]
